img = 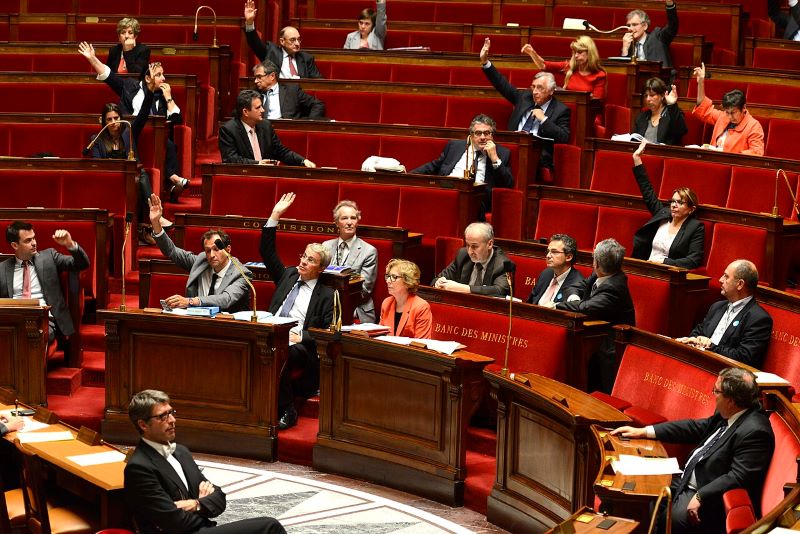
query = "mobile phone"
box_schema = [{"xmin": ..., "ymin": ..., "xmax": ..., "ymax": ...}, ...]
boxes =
[{"xmin": 160, "ymin": 299, "xmax": 172, "ymax": 311}]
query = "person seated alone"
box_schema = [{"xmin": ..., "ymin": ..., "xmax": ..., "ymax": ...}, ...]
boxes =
[
  {"xmin": 219, "ymin": 89, "xmax": 316, "ymax": 167},
  {"xmin": 410, "ymin": 114, "xmax": 513, "ymax": 221},
  {"xmin": 433, "ymin": 222, "xmax": 514, "ymax": 298},
  {"xmin": 343, "ymin": 0, "xmax": 387, "ymax": 50},
  {"xmin": 676, "ymin": 259, "xmax": 772, "ymax": 368},
  {"xmin": 148, "ymin": 195, "xmax": 252, "ymax": 313},
  {"xmin": 0, "ymin": 221, "xmax": 90, "ymax": 343},
  {"xmin": 526, "ymin": 233, "xmax": 584, "ymax": 305},
  {"xmin": 692, "ymin": 63, "xmax": 764, "ymax": 155},
  {"xmin": 253, "ymin": 60, "xmax": 326, "ymax": 120}
]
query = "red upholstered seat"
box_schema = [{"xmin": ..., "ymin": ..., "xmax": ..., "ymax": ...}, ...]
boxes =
[
  {"xmin": 552, "ymin": 144, "xmax": 582, "ymax": 188},
  {"xmin": 753, "ymin": 47, "xmax": 800, "ymax": 70},
  {"xmin": 147, "ymin": 273, "xmax": 189, "ymax": 308},
  {"xmin": 306, "ymin": 132, "xmax": 380, "ymax": 170},
  {"xmin": 622, "ymin": 405, "xmax": 667, "ymax": 426},
  {"xmin": 761, "ymin": 413, "xmax": 800, "ymax": 513},
  {"xmin": 299, "ymin": 28, "xmax": 349, "ymax": 49},
  {"xmin": 553, "ymin": 6, "xmax": 615, "ymax": 28},
  {"xmin": 590, "ymin": 150, "xmax": 663, "ymax": 196},
  {"xmin": 526, "ymin": 36, "xmax": 574, "ymax": 61},
  {"xmin": 595, "ymin": 207, "xmax": 650, "ymax": 257},
  {"xmin": 590, "ymin": 391, "xmax": 632, "ymax": 411},
  {"xmin": 408, "ymin": 31, "xmax": 465, "ymax": 52},
  {"xmin": 379, "ymin": 136, "xmax": 443, "ymax": 173},
  {"xmin": 727, "ymin": 167, "xmax": 798, "ymax": 219},
  {"xmin": 765, "ymin": 119, "xmax": 800, "ymax": 160},
  {"xmin": 686, "ymin": 79, "xmax": 745, "ymax": 101},
  {"xmin": 503, "ymin": 253, "xmax": 547, "ymax": 301},
  {"xmin": 761, "ymin": 302, "xmax": 800, "ymax": 396},
  {"xmin": 329, "ymin": 62, "xmax": 392, "ymax": 82},
  {"xmin": 274, "ymin": 130, "xmax": 307, "ymax": 156},
  {"xmin": 275, "ymin": 180, "xmax": 339, "ymax": 222},
  {"xmin": 381, "ymin": 94, "xmax": 446, "ymax": 127},
  {"xmin": 401, "ymin": 188, "xmax": 459, "ymax": 278},
  {"xmin": 748, "ymin": 83, "xmax": 800, "ymax": 107},
  {"xmin": 534, "ymin": 200, "xmax": 598, "ymax": 251},
  {"xmin": 445, "ymin": 97, "xmax": 512, "ymax": 129},
  {"xmin": 683, "ymin": 113, "xmax": 709, "ymax": 146},
  {"xmin": 391, "ymin": 64, "xmax": 451, "ymax": 85},
  {"xmin": 602, "ymin": 104, "xmax": 632, "ymax": 137},
  {"xmin": 338, "ymin": 183, "xmax": 400, "ymax": 228},
  {"xmin": 660, "ymin": 160, "xmax": 732, "ymax": 208},
  {"xmin": 470, "ymin": 34, "xmax": 520, "ymax": 55},
  {"xmin": 500, "ymin": 4, "xmax": 547, "ymax": 25},
  {"xmin": 311, "ymin": 91, "xmax": 381, "ymax": 123},
  {"xmin": 435, "ymin": 236, "xmax": 463, "ymax": 276},
  {"xmin": 626, "ymin": 272, "xmax": 672, "ymax": 335},
  {"xmin": 209, "ymin": 176, "xmax": 277, "ymax": 217},
  {"xmin": 436, "ymin": 2, "xmax": 492, "ymax": 23},
  {"xmin": 490, "ymin": 189, "xmax": 523, "ymax": 241},
  {"xmin": 703, "ymin": 223, "xmax": 767, "ymax": 288}
]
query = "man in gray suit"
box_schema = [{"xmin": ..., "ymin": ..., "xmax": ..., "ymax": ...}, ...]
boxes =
[
  {"xmin": 1, "ymin": 221, "xmax": 90, "ymax": 342},
  {"xmin": 148, "ymin": 195, "xmax": 252, "ymax": 313},
  {"xmin": 323, "ymin": 200, "xmax": 377, "ymax": 323}
]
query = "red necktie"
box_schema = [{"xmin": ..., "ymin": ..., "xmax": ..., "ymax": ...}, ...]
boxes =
[
  {"xmin": 22, "ymin": 260, "xmax": 31, "ymax": 299},
  {"xmin": 288, "ymin": 57, "xmax": 298, "ymax": 77},
  {"xmin": 117, "ymin": 56, "xmax": 128, "ymax": 73}
]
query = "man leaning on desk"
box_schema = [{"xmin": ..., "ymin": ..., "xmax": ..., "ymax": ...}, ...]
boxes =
[
  {"xmin": 148, "ymin": 195, "xmax": 252, "ymax": 312},
  {"xmin": 611, "ymin": 368, "xmax": 774, "ymax": 534}
]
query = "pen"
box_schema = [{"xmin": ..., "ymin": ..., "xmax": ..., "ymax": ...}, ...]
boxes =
[{"xmin": 14, "ymin": 398, "xmax": 18, "ymax": 416}]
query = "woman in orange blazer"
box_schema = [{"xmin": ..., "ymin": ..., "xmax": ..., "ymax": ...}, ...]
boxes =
[{"xmin": 379, "ymin": 259, "xmax": 433, "ymax": 338}]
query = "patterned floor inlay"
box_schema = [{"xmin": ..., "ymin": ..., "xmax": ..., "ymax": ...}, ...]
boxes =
[{"xmin": 199, "ymin": 460, "xmax": 475, "ymax": 533}]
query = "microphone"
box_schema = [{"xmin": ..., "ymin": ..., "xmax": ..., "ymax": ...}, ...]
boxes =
[
  {"xmin": 331, "ymin": 290, "xmax": 342, "ymax": 332},
  {"xmin": 563, "ymin": 17, "xmax": 629, "ymax": 33},
  {"xmin": 775, "ymin": 168, "xmax": 799, "ymax": 219},
  {"xmin": 214, "ymin": 238, "xmax": 257, "ymax": 322},
  {"xmin": 194, "ymin": 6, "xmax": 219, "ymax": 48},
  {"xmin": 501, "ymin": 259, "xmax": 516, "ymax": 377},
  {"xmin": 120, "ymin": 212, "xmax": 133, "ymax": 311},
  {"xmin": 84, "ymin": 119, "xmax": 136, "ymax": 161}
]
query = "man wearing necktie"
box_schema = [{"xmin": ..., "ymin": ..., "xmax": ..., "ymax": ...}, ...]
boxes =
[
  {"xmin": 125, "ymin": 389, "xmax": 286, "ymax": 533},
  {"xmin": 526, "ymin": 233, "xmax": 585, "ymax": 305},
  {"xmin": 410, "ymin": 114, "xmax": 514, "ymax": 221},
  {"xmin": 676, "ymin": 259, "xmax": 772, "ymax": 367},
  {"xmin": 621, "ymin": 1, "xmax": 679, "ymax": 69},
  {"xmin": 433, "ymin": 222, "xmax": 514, "ymax": 297},
  {"xmin": 0, "ymin": 221, "xmax": 90, "ymax": 343},
  {"xmin": 148, "ymin": 195, "xmax": 252, "ymax": 313},
  {"xmin": 252, "ymin": 61, "xmax": 326, "ymax": 120},
  {"xmin": 261, "ymin": 193, "xmax": 334, "ymax": 430},
  {"xmin": 612, "ymin": 368, "xmax": 774, "ymax": 534}
]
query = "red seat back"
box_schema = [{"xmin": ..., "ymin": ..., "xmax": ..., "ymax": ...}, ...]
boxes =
[
  {"xmin": 660, "ymin": 160, "xmax": 731, "ymax": 208},
  {"xmin": 535, "ymin": 200, "xmax": 598, "ymax": 250},
  {"xmin": 765, "ymin": 119, "xmax": 800, "ymax": 160},
  {"xmin": 727, "ymin": 167, "xmax": 798, "ymax": 220},
  {"xmin": 209, "ymin": 176, "xmax": 277, "ymax": 217}
]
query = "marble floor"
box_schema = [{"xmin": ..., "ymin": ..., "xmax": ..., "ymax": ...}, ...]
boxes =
[{"xmin": 195, "ymin": 452, "xmax": 509, "ymax": 533}]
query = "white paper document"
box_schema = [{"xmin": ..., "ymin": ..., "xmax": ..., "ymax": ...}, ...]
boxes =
[
  {"xmin": 18, "ymin": 418, "xmax": 50, "ymax": 433},
  {"xmin": 17, "ymin": 431, "xmax": 74, "ymax": 443},
  {"xmin": 754, "ymin": 371, "xmax": 791, "ymax": 385},
  {"xmin": 259, "ymin": 316, "xmax": 297, "ymax": 325},
  {"xmin": 232, "ymin": 310, "xmax": 273, "ymax": 321},
  {"xmin": 611, "ymin": 454, "xmax": 682, "ymax": 475},
  {"xmin": 342, "ymin": 323, "xmax": 390, "ymax": 332},
  {"xmin": 375, "ymin": 336, "xmax": 464, "ymax": 355},
  {"xmin": 67, "ymin": 450, "xmax": 126, "ymax": 466}
]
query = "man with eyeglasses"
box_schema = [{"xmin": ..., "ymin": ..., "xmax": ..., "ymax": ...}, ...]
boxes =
[
  {"xmin": 261, "ymin": 193, "xmax": 334, "ymax": 430},
  {"xmin": 252, "ymin": 60, "xmax": 326, "ymax": 120},
  {"xmin": 526, "ymin": 233, "xmax": 584, "ymax": 305},
  {"xmin": 621, "ymin": 0, "xmax": 679, "ymax": 71},
  {"xmin": 243, "ymin": 0, "xmax": 322, "ymax": 79},
  {"xmin": 125, "ymin": 389, "xmax": 286, "ymax": 533},
  {"xmin": 676, "ymin": 259, "xmax": 772, "ymax": 367},
  {"xmin": 410, "ymin": 114, "xmax": 513, "ymax": 221},
  {"xmin": 611, "ymin": 368, "xmax": 774, "ymax": 534}
]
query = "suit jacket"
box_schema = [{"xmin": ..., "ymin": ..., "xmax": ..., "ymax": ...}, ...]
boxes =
[
  {"xmin": 557, "ymin": 271, "xmax": 636, "ymax": 326},
  {"xmin": 260, "ymin": 225, "xmax": 334, "ymax": 350},
  {"xmin": 245, "ymin": 30, "xmax": 323, "ymax": 79},
  {"xmin": 434, "ymin": 246, "xmax": 513, "ymax": 297},
  {"xmin": 103, "ymin": 70, "xmax": 181, "ymax": 126},
  {"xmin": 343, "ymin": 0, "xmax": 387, "ymax": 50},
  {"xmin": 769, "ymin": 0, "xmax": 800, "ymax": 39},
  {"xmin": 0, "ymin": 247, "xmax": 90, "ymax": 336},
  {"xmin": 323, "ymin": 236, "xmax": 377, "ymax": 323},
  {"xmin": 526, "ymin": 266, "xmax": 585, "ymax": 305},
  {"xmin": 379, "ymin": 294, "xmax": 432, "ymax": 338},
  {"xmin": 410, "ymin": 139, "xmax": 513, "ymax": 220},
  {"xmin": 690, "ymin": 298, "xmax": 773, "ymax": 367},
  {"xmin": 693, "ymin": 97, "xmax": 765, "ymax": 156},
  {"xmin": 105, "ymin": 43, "xmax": 151, "ymax": 75},
  {"xmin": 218, "ymin": 117, "xmax": 305, "ymax": 165},
  {"xmin": 632, "ymin": 164, "xmax": 705, "ymax": 269},
  {"xmin": 626, "ymin": 3, "xmax": 679, "ymax": 68},
  {"xmin": 154, "ymin": 232, "xmax": 252, "ymax": 313},
  {"xmin": 262, "ymin": 83, "xmax": 325, "ymax": 120},
  {"xmin": 482, "ymin": 63, "xmax": 571, "ymax": 170},
  {"xmin": 124, "ymin": 440, "xmax": 227, "ymax": 534},
  {"xmin": 654, "ymin": 408, "xmax": 774, "ymax": 532},
  {"xmin": 633, "ymin": 103, "xmax": 688, "ymax": 146}
]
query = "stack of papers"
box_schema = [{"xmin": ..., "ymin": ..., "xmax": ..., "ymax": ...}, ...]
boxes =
[
  {"xmin": 17, "ymin": 431, "xmax": 74, "ymax": 443},
  {"xmin": 232, "ymin": 310, "xmax": 273, "ymax": 321},
  {"xmin": 67, "ymin": 450, "xmax": 126, "ymax": 466},
  {"xmin": 375, "ymin": 336, "xmax": 465, "ymax": 355},
  {"xmin": 611, "ymin": 454, "xmax": 682, "ymax": 475}
]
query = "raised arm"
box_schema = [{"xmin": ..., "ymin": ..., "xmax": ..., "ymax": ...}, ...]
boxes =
[
  {"xmin": 521, "ymin": 43, "xmax": 545, "ymax": 70},
  {"xmin": 693, "ymin": 62, "xmax": 705, "ymax": 106}
]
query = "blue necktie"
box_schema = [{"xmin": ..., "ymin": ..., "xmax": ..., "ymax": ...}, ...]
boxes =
[
  {"xmin": 676, "ymin": 421, "xmax": 728, "ymax": 494},
  {"xmin": 279, "ymin": 280, "xmax": 303, "ymax": 317},
  {"xmin": 521, "ymin": 105, "xmax": 541, "ymax": 133}
]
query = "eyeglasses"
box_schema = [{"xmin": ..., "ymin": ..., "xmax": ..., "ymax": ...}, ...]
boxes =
[
  {"xmin": 670, "ymin": 199, "xmax": 687, "ymax": 206},
  {"xmin": 711, "ymin": 388, "xmax": 723, "ymax": 396},
  {"xmin": 384, "ymin": 274, "xmax": 402, "ymax": 282},
  {"xmin": 148, "ymin": 408, "xmax": 177, "ymax": 422},
  {"xmin": 283, "ymin": 37, "xmax": 301, "ymax": 43},
  {"xmin": 471, "ymin": 130, "xmax": 493, "ymax": 137},
  {"xmin": 299, "ymin": 253, "xmax": 318, "ymax": 265},
  {"xmin": 547, "ymin": 249, "xmax": 565, "ymax": 255},
  {"xmin": 627, "ymin": 22, "xmax": 642, "ymax": 27}
]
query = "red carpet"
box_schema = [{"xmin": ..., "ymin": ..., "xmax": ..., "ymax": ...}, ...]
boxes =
[{"xmin": 47, "ymin": 386, "xmax": 105, "ymax": 432}]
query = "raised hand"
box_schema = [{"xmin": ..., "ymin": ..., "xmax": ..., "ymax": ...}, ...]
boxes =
[
  {"xmin": 693, "ymin": 62, "xmax": 706, "ymax": 83},
  {"xmin": 521, "ymin": 43, "xmax": 534, "ymax": 57},
  {"xmin": 148, "ymin": 193, "xmax": 163, "ymax": 229},
  {"xmin": 52, "ymin": 229, "xmax": 75, "ymax": 249},
  {"xmin": 77, "ymin": 41, "xmax": 96, "ymax": 60},
  {"xmin": 479, "ymin": 37, "xmax": 491, "ymax": 65},
  {"xmin": 244, "ymin": 0, "xmax": 257, "ymax": 24},
  {"xmin": 665, "ymin": 84, "xmax": 678, "ymax": 105},
  {"xmin": 271, "ymin": 192, "xmax": 296, "ymax": 219},
  {"xmin": 632, "ymin": 138, "xmax": 647, "ymax": 165}
]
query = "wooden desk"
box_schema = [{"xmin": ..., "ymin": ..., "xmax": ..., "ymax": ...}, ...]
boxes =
[
  {"xmin": 546, "ymin": 506, "xmax": 639, "ymax": 533},
  {"xmin": 312, "ymin": 330, "xmax": 494, "ymax": 506},
  {"xmin": 0, "ymin": 304, "xmax": 48, "ymax": 406},
  {"xmin": 99, "ymin": 308, "xmax": 294, "ymax": 461},
  {"xmin": 484, "ymin": 371, "xmax": 631, "ymax": 532}
]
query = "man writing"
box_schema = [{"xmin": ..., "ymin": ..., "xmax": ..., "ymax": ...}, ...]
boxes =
[
  {"xmin": 526, "ymin": 233, "xmax": 584, "ymax": 305},
  {"xmin": 611, "ymin": 368, "xmax": 774, "ymax": 534},
  {"xmin": 219, "ymin": 89, "xmax": 316, "ymax": 167},
  {"xmin": 253, "ymin": 60, "xmax": 326, "ymax": 120},
  {"xmin": 676, "ymin": 259, "xmax": 772, "ymax": 368},
  {"xmin": 0, "ymin": 221, "xmax": 90, "ymax": 342},
  {"xmin": 433, "ymin": 222, "xmax": 514, "ymax": 298},
  {"xmin": 124, "ymin": 389, "xmax": 285, "ymax": 533},
  {"xmin": 410, "ymin": 114, "xmax": 513, "ymax": 221},
  {"xmin": 149, "ymin": 195, "xmax": 252, "ymax": 313},
  {"xmin": 261, "ymin": 193, "xmax": 334, "ymax": 429}
]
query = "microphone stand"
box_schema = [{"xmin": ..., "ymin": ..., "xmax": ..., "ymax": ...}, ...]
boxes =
[
  {"xmin": 774, "ymin": 168, "xmax": 798, "ymax": 218},
  {"xmin": 84, "ymin": 119, "xmax": 136, "ymax": 161},
  {"xmin": 214, "ymin": 239, "xmax": 257, "ymax": 322},
  {"xmin": 501, "ymin": 264, "xmax": 515, "ymax": 377},
  {"xmin": 120, "ymin": 212, "xmax": 133, "ymax": 311},
  {"xmin": 331, "ymin": 290, "xmax": 342, "ymax": 332},
  {"xmin": 194, "ymin": 6, "xmax": 219, "ymax": 48},
  {"xmin": 463, "ymin": 135, "xmax": 475, "ymax": 180}
]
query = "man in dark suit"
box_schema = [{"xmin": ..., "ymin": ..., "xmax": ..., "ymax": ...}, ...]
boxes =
[
  {"xmin": 479, "ymin": 38, "xmax": 571, "ymax": 171},
  {"xmin": 244, "ymin": 0, "xmax": 322, "ymax": 79},
  {"xmin": 768, "ymin": 0, "xmax": 800, "ymax": 40},
  {"xmin": 0, "ymin": 221, "xmax": 89, "ymax": 342},
  {"xmin": 612, "ymin": 368, "xmax": 774, "ymax": 534},
  {"xmin": 411, "ymin": 114, "xmax": 514, "ymax": 221},
  {"xmin": 527, "ymin": 233, "xmax": 585, "ymax": 305},
  {"xmin": 677, "ymin": 259, "xmax": 773, "ymax": 368},
  {"xmin": 433, "ymin": 222, "xmax": 514, "ymax": 297},
  {"xmin": 622, "ymin": 1, "xmax": 679, "ymax": 69},
  {"xmin": 148, "ymin": 195, "xmax": 252, "ymax": 313},
  {"xmin": 124, "ymin": 389, "xmax": 285, "ymax": 534},
  {"xmin": 219, "ymin": 89, "xmax": 316, "ymax": 167},
  {"xmin": 261, "ymin": 193, "xmax": 334, "ymax": 429},
  {"xmin": 554, "ymin": 238, "xmax": 635, "ymax": 393},
  {"xmin": 253, "ymin": 60, "xmax": 326, "ymax": 120}
]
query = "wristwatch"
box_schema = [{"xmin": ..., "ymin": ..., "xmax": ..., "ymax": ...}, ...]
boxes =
[
  {"xmin": 195, "ymin": 500, "xmax": 201, "ymax": 512},
  {"xmin": 694, "ymin": 491, "xmax": 702, "ymax": 503}
]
